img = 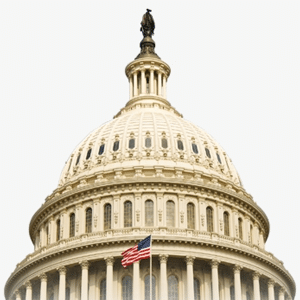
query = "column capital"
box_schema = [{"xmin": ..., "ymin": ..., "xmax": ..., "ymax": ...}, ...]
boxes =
[
  {"xmin": 279, "ymin": 287, "xmax": 286, "ymax": 296},
  {"xmin": 39, "ymin": 272, "xmax": 47, "ymax": 282},
  {"xmin": 159, "ymin": 254, "xmax": 169, "ymax": 263},
  {"xmin": 252, "ymin": 271, "xmax": 261, "ymax": 280},
  {"xmin": 25, "ymin": 280, "xmax": 32, "ymax": 289},
  {"xmin": 57, "ymin": 266, "xmax": 67, "ymax": 275},
  {"xmin": 80, "ymin": 260, "xmax": 90, "ymax": 270},
  {"xmin": 233, "ymin": 264, "xmax": 243, "ymax": 273},
  {"xmin": 185, "ymin": 256, "xmax": 195, "ymax": 265},
  {"xmin": 268, "ymin": 279, "xmax": 275, "ymax": 287},
  {"xmin": 210, "ymin": 259, "xmax": 221, "ymax": 268},
  {"xmin": 105, "ymin": 256, "xmax": 115, "ymax": 266}
]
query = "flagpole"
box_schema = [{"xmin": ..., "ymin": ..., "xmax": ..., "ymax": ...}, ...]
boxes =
[{"xmin": 150, "ymin": 235, "xmax": 152, "ymax": 300}]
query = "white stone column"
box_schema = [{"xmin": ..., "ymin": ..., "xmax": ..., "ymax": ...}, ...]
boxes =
[
  {"xmin": 253, "ymin": 272, "xmax": 261, "ymax": 300},
  {"xmin": 129, "ymin": 75, "xmax": 133, "ymax": 99},
  {"xmin": 162, "ymin": 74, "xmax": 167, "ymax": 98},
  {"xmin": 58, "ymin": 266, "xmax": 67, "ymax": 300},
  {"xmin": 15, "ymin": 290, "xmax": 21, "ymax": 300},
  {"xmin": 49, "ymin": 216, "xmax": 55, "ymax": 244},
  {"xmin": 268, "ymin": 279, "xmax": 275, "ymax": 300},
  {"xmin": 186, "ymin": 256, "xmax": 195, "ymax": 300},
  {"xmin": 158, "ymin": 72, "xmax": 162, "ymax": 96},
  {"xmin": 39, "ymin": 273, "xmax": 47, "ymax": 300},
  {"xmin": 159, "ymin": 254, "xmax": 168, "ymax": 300},
  {"xmin": 133, "ymin": 261, "xmax": 140, "ymax": 300},
  {"xmin": 25, "ymin": 281, "xmax": 32, "ymax": 300},
  {"xmin": 80, "ymin": 261, "xmax": 89, "ymax": 300},
  {"xmin": 133, "ymin": 72, "xmax": 138, "ymax": 97},
  {"xmin": 253, "ymin": 223, "xmax": 260, "ymax": 246},
  {"xmin": 233, "ymin": 265, "xmax": 242, "ymax": 300},
  {"xmin": 259, "ymin": 230, "xmax": 265, "ymax": 249},
  {"xmin": 279, "ymin": 288, "xmax": 285, "ymax": 300},
  {"xmin": 150, "ymin": 69, "xmax": 154, "ymax": 94},
  {"xmin": 141, "ymin": 69, "xmax": 146, "ymax": 94},
  {"xmin": 105, "ymin": 257, "xmax": 114, "ymax": 300},
  {"xmin": 40, "ymin": 225, "xmax": 46, "ymax": 247},
  {"xmin": 211, "ymin": 260, "xmax": 220, "ymax": 300}
]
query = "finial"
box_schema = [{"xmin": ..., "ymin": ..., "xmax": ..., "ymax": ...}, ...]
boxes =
[{"xmin": 136, "ymin": 9, "xmax": 160, "ymax": 59}]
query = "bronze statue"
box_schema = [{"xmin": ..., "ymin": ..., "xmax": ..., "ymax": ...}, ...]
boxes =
[{"xmin": 140, "ymin": 9, "xmax": 155, "ymax": 38}]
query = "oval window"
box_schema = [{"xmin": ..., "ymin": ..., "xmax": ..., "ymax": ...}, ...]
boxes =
[
  {"xmin": 145, "ymin": 137, "xmax": 151, "ymax": 148},
  {"xmin": 162, "ymin": 138, "xmax": 168, "ymax": 149},
  {"xmin": 192, "ymin": 143, "xmax": 198, "ymax": 154},
  {"xmin": 205, "ymin": 148, "xmax": 211, "ymax": 158},
  {"xmin": 113, "ymin": 141, "xmax": 119, "ymax": 152},
  {"xmin": 86, "ymin": 148, "xmax": 92, "ymax": 160},
  {"xmin": 129, "ymin": 138, "xmax": 135, "ymax": 149},
  {"xmin": 216, "ymin": 153, "xmax": 222, "ymax": 164},
  {"xmin": 177, "ymin": 140, "xmax": 184, "ymax": 150},
  {"xmin": 99, "ymin": 144, "xmax": 105, "ymax": 155}
]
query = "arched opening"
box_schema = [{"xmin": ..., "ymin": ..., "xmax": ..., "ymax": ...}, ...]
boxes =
[
  {"xmin": 194, "ymin": 278, "xmax": 200, "ymax": 300},
  {"xmin": 168, "ymin": 275, "xmax": 178, "ymax": 300},
  {"xmin": 100, "ymin": 279, "xmax": 106, "ymax": 300},
  {"xmin": 144, "ymin": 275, "xmax": 156, "ymax": 300},
  {"xmin": 166, "ymin": 200, "xmax": 175, "ymax": 227},
  {"xmin": 122, "ymin": 275, "xmax": 133, "ymax": 300}
]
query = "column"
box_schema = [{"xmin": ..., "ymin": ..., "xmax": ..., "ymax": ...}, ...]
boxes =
[
  {"xmin": 40, "ymin": 225, "xmax": 46, "ymax": 247},
  {"xmin": 133, "ymin": 72, "xmax": 138, "ymax": 96},
  {"xmin": 133, "ymin": 261, "xmax": 140, "ymax": 300},
  {"xmin": 25, "ymin": 281, "xmax": 32, "ymax": 300},
  {"xmin": 105, "ymin": 257, "xmax": 114, "ymax": 300},
  {"xmin": 233, "ymin": 265, "xmax": 242, "ymax": 300},
  {"xmin": 150, "ymin": 69, "xmax": 154, "ymax": 94},
  {"xmin": 129, "ymin": 75, "xmax": 133, "ymax": 99},
  {"xmin": 211, "ymin": 260, "xmax": 220, "ymax": 300},
  {"xmin": 159, "ymin": 254, "xmax": 168, "ymax": 300},
  {"xmin": 158, "ymin": 72, "xmax": 162, "ymax": 96},
  {"xmin": 279, "ymin": 287, "xmax": 285, "ymax": 300},
  {"xmin": 15, "ymin": 290, "xmax": 21, "ymax": 300},
  {"xmin": 259, "ymin": 230, "xmax": 265, "ymax": 249},
  {"xmin": 80, "ymin": 261, "xmax": 90, "ymax": 300},
  {"xmin": 253, "ymin": 223, "xmax": 259, "ymax": 246},
  {"xmin": 186, "ymin": 256, "xmax": 195, "ymax": 300},
  {"xmin": 268, "ymin": 279, "xmax": 275, "ymax": 300},
  {"xmin": 49, "ymin": 216, "xmax": 55, "ymax": 244},
  {"xmin": 58, "ymin": 266, "xmax": 67, "ymax": 300},
  {"xmin": 253, "ymin": 272, "xmax": 261, "ymax": 300},
  {"xmin": 162, "ymin": 74, "xmax": 167, "ymax": 98},
  {"xmin": 39, "ymin": 273, "xmax": 47, "ymax": 300},
  {"xmin": 141, "ymin": 69, "xmax": 146, "ymax": 94}
]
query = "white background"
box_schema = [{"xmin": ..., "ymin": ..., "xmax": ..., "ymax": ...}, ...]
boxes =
[{"xmin": 0, "ymin": 1, "xmax": 299, "ymax": 299}]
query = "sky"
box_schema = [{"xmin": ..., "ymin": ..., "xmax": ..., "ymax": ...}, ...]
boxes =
[{"xmin": 0, "ymin": 1, "xmax": 299, "ymax": 299}]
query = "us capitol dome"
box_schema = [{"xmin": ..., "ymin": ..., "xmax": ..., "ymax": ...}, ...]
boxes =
[{"xmin": 4, "ymin": 10, "xmax": 296, "ymax": 300}]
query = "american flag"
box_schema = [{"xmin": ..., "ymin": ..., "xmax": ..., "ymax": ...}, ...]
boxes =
[{"xmin": 121, "ymin": 235, "xmax": 151, "ymax": 268}]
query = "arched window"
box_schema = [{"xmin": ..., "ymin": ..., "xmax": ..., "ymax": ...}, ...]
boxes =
[
  {"xmin": 177, "ymin": 140, "xmax": 184, "ymax": 150},
  {"xmin": 113, "ymin": 141, "xmax": 119, "ymax": 151},
  {"xmin": 76, "ymin": 153, "xmax": 81, "ymax": 165},
  {"xmin": 246, "ymin": 292, "xmax": 251, "ymax": 300},
  {"xmin": 230, "ymin": 286, "xmax": 235, "ymax": 300},
  {"xmin": 168, "ymin": 275, "xmax": 178, "ymax": 300},
  {"xmin": 238, "ymin": 218, "xmax": 243, "ymax": 240},
  {"xmin": 194, "ymin": 278, "xmax": 200, "ymax": 300},
  {"xmin": 187, "ymin": 203, "xmax": 195, "ymax": 229},
  {"xmin": 216, "ymin": 153, "xmax": 222, "ymax": 164},
  {"xmin": 145, "ymin": 137, "xmax": 152, "ymax": 148},
  {"xmin": 129, "ymin": 138, "xmax": 135, "ymax": 149},
  {"xmin": 104, "ymin": 204, "xmax": 111, "ymax": 230},
  {"xmin": 70, "ymin": 213, "xmax": 75, "ymax": 237},
  {"xmin": 99, "ymin": 144, "xmax": 105, "ymax": 155},
  {"xmin": 66, "ymin": 287, "xmax": 70, "ymax": 300},
  {"xmin": 192, "ymin": 143, "xmax": 198, "ymax": 154},
  {"xmin": 205, "ymin": 148, "xmax": 211, "ymax": 158},
  {"xmin": 162, "ymin": 138, "xmax": 168, "ymax": 149},
  {"xmin": 122, "ymin": 276, "xmax": 133, "ymax": 300},
  {"xmin": 145, "ymin": 200, "xmax": 154, "ymax": 227},
  {"xmin": 166, "ymin": 200, "xmax": 175, "ymax": 227},
  {"xmin": 206, "ymin": 207, "xmax": 213, "ymax": 232},
  {"xmin": 223, "ymin": 212, "xmax": 230, "ymax": 236},
  {"xmin": 100, "ymin": 279, "xmax": 106, "ymax": 300},
  {"xmin": 86, "ymin": 148, "xmax": 92, "ymax": 160},
  {"xmin": 144, "ymin": 275, "xmax": 156, "ymax": 300},
  {"xmin": 124, "ymin": 201, "xmax": 132, "ymax": 227},
  {"xmin": 86, "ymin": 208, "xmax": 92, "ymax": 233},
  {"xmin": 56, "ymin": 219, "xmax": 61, "ymax": 241}
]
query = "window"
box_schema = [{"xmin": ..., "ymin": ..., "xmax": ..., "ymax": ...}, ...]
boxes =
[
  {"xmin": 205, "ymin": 148, "xmax": 211, "ymax": 158},
  {"xmin": 168, "ymin": 275, "xmax": 178, "ymax": 300},
  {"xmin": 67, "ymin": 158, "xmax": 73, "ymax": 171},
  {"xmin": 194, "ymin": 278, "xmax": 200, "ymax": 300},
  {"xmin": 113, "ymin": 141, "xmax": 119, "ymax": 151},
  {"xmin": 99, "ymin": 144, "xmax": 105, "ymax": 155},
  {"xmin": 86, "ymin": 148, "xmax": 92, "ymax": 160},
  {"xmin": 216, "ymin": 153, "xmax": 222, "ymax": 164},
  {"xmin": 192, "ymin": 143, "xmax": 198, "ymax": 154},
  {"xmin": 66, "ymin": 287, "xmax": 70, "ymax": 300},
  {"xmin": 100, "ymin": 279, "xmax": 106, "ymax": 300},
  {"xmin": 223, "ymin": 212, "xmax": 229, "ymax": 236},
  {"xmin": 162, "ymin": 138, "xmax": 168, "ymax": 149},
  {"xmin": 45, "ymin": 226, "xmax": 48, "ymax": 245},
  {"xmin": 238, "ymin": 218, "xmax": 243, "ymax": 240},
  {"xmin": 187, "ymin": 203, "xmax": 195, "ymax": 229},
  {"xmin": 166, "ymin": 201, "xmax": 175, "ymax": 227},
  {"xmin": 250, "ymin": 225, "xmax": 253, "ymax": 243},
  {"xmin": 206, "ymin": 207, "xmax": 213, "ymax": 232},
  {"xmin": 49, "ymin": 294, "xmax": 54, "ymax": 300},
  {"xmin": 76, "ymin": 153, "xmax": 81, "ymax": 165},
  {"xmin": 145, "ymin": 200, "xmax": 154, "ymax": 227},
  {"xmin": 104, "ymin": 204, "xmax": 111, "ymax": 230},
  {"xmin": 145, "ymin": 275, "xmax": 156, "ymax": 300},
  {"xmin": 145, "ymin": 137, "xmax": 152, "ymax": 148},
  {"xmin": 70, "ymin": 213, "xmax": 75, "ymax": 237},
  {"xmin": 122, "ymin": 276, "xmax": 133, "ymax": 300},
  {"xmin": 230, "ymin": 286, "xmax": 235, "ymax": 300},
  {"xmin": 124, "ymin": 201, "xmax": 132, "ymax": 227},
  {"xmin": 56, "ymin": 219, "xmax": 61, "ymax": 241},
  {"xmin": 86, "ymin": 208, "xmax": 92, "ymax": 233},
  {"xmin": 129, "ymin": 138, "xmax": 135, "ymax": 149},
  {"xmin": 246, "ymin": 292, "xmax": 251, "ymax": 300},
  {"xmin": 177, "ymin": 140, "xmax": 184, "ymax": 150}
]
